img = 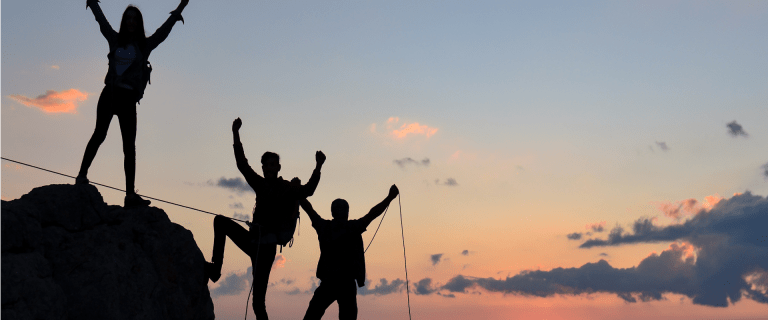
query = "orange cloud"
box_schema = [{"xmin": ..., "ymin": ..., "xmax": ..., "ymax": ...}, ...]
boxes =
[
  {"xmin": 272, "ymin": 254, "xmax": 286, "ymax": 269},
  {"xmin": 656, "ymin": 194, "xmax": 724, "ymax": 219},
  {"xmin": 8, "ymin": 89, "xmax": 88, "ymax": 113},
  {"xmin": 702, "ymin": 194, "xmax": 723, "ymax": 210},
  {"xmin": 391, "ymin": 122, "xmax": 439, "ymax": 139},
  {"xmin": 51, "ymin": 65, "xmax": 60, "ymax": 70}
]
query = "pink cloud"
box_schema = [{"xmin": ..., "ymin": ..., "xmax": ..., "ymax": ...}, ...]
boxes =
[{"xmin": 8, "ymin": 89, "xmax": 88, "ymax": 114}]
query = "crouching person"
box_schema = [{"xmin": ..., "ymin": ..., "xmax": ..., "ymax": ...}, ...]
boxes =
[{"xmin": 300, "ymin": 185, "xmax": 399, "ymax": 320}]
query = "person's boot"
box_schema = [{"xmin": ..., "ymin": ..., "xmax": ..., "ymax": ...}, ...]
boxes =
[
  {"xmin": 125, "ymin": 192, "xmax": 151, "ymax": 207},
  {"xmin": 204, "ymin": 261, "xmax": 221, "ymax": 283}
]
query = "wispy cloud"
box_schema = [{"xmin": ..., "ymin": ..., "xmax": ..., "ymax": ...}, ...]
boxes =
[
  {"xmin": 461, "ymin": 250, "xmax": 471, "ymax": 256},
  {"xmin": 392, "ymin": 122, "xmax": 439, "ymax": 139},
  {"xmin": 727, "ymin": 121, "xmax": 748, "ymax": 137},
  {"xmin": 566, "ymin": 232, "xmax": 583, "ymax": 240},
  {"xmin": 8, "ymin": 89, "xmax": 88, "ymax": 113},
  {"xmin": 229, "ymin": 202, "xmax": 244, "ymax": 209},
  {"xmin": 431, "ymin": 253, "xmax": 444, "ymax": 266},
  {"xmin": 655, "ymin": 141, "xmax": 669, "ymax": 151},
  {"xmin": 50, "ymin": 65, "xmax": 60, "ymax": 70},
  {"xmin": 207, "ymin": 177, "xmax": 254, "ymax": 194},
  {"xmin": 394, "ymin": 157, "xmax": 430, "ymax": 168},
  {"xmin": 435, "ymin": 178, "xmax": 459, "ymax": 186}
]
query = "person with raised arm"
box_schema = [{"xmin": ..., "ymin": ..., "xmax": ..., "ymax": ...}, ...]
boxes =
[
  {"xmin": 77, "ymin": 0, "xmax": 189, "ymax": 207},
  {"xmin": 300, "ymin": 184, "xmax": 399, "ymax": 320},
  {"xmin": 205, "ymin": 117, "xmax": 325, "ymax": 320}
]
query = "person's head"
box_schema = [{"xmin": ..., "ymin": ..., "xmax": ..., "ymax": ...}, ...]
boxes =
[
  {"xmin": 261, "ymin": 152, "xmax": 281, "ymax": 179},
  {"xmin": 331, "ymin": 199, "xmax": 349, "ymax": 221},
  {"xmin": 118, "ymin": 6, "xmax": 146, "ymax": 46}
]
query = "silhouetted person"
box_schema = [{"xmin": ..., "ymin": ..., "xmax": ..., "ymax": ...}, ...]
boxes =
[
  {"xmin": 205, "ymin": 117, "xmax": 325, "ymax": 320},
  {"xmin": 300, "ymin": 185, "xmax": 399, "ymax": 320},
  {"xmin": 77, "ymin": 0, "xmax": 188, "ymax": 207}
]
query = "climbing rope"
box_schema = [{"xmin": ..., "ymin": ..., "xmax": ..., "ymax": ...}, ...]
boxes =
[
  {"xmin": 398, "ymin": 195, "xmax": 412, "ymax": 320},
  {"xmin": 362, "ymin": 195, "xmax": 412, "ymax": 320},
  {"xmin": 3, "ymin": 156, "xmax": 412, "ymax": 319},
  {"xmin": 0, "ymin": 157, "xmax": 249, "ymax": 223},
  {"xmin": 364, "ymin": 204, "xmax": 390, "ymax": 253}
]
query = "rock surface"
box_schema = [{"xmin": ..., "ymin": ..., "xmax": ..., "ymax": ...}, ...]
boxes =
[{"xmin": 2, "ymin": 184, "xmax": 215, "ymax": 320}]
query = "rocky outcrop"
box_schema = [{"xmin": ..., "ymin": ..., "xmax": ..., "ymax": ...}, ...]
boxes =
[{"xmin": 2, "ymin": 184, "xmax": 215, "ymax": 320}]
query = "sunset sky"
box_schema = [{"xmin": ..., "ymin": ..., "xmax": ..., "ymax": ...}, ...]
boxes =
[{"xmin": 3, "ymin": 1, "xmax": 768, "ymax": 319}]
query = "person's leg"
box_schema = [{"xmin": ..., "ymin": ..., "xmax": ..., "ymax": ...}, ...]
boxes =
[
  {"xmin": 251, "ymin": 244, "xmax": 277, "ymax": 320},
  {"xmin": 336, "ymin": 280, "xmax": 359, "ymax": 320},
  {"xmin": 78, "ymin": 86, "xmax": 114, "ymax": 181},
  {"xmin": 210, "ymin": 215, "xmax": 255, "ymax": 277},
  {"xmin": 115, "ymin": 89, "xmax": 138, "ymax": 193},
  {"xmin": 303, "ymin": 281, "xmax": 337, "ymax": 320}
]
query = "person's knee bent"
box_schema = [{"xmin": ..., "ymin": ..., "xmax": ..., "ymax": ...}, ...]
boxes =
[{"xmin": 214, "ymin": 215, "xmax": 228, "ymax": 231}]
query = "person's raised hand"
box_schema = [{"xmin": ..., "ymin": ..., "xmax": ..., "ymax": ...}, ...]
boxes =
[
  {"xmin": 316, "ymin": 151, "xmax": 326, "ymax": 166},
  {"xmin": 232, "ymin": 118, "xmax": 242, "ymax": 132},
  {"xmin": 388, "ymin": 184, "xmax": 399, "ymax": 199}
]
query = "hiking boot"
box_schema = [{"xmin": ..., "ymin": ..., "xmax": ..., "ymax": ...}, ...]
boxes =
[
  {"xmin": 75, "ymin": 175, "xmax": 89, "ymax": 185},
  {"xmin": 124, "ymin": 193, "xmax": 151, "ymax": 208},
  {"xmin": 205, "ymin": 262, "xmax": 221, "ymax": 283}
]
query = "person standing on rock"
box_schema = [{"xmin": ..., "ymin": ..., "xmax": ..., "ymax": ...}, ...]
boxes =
[
  {"xmin": 299, "ymin": 184, "xmax": 399, "ymax": 320},
  {"xmin": 76, "ymin": 0, "xmax": 189, "ymax": 207},
  {"xmin": 205, "ymin": 117, "xmax": 325, "ymax": 320}
]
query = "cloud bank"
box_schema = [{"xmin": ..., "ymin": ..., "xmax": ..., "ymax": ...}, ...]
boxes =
[
  {"xmin": 429, "ymin": 193, "xmax": 768, "ymax": 307},
  {"xmin": 358, "ymin": 278, "xmax": 406, "ymax": 296},
  {"xmin": 9, "ymin": 89, "xmax": 88, "ymax": 113}
]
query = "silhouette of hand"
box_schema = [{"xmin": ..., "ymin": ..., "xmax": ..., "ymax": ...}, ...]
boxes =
[
  {"xmin": 316, "ymin": 151, "xmax": 326, "ymax": 166},
  {"xmin": 232, "ymin": 118, "xmax": 242, "ymax": 132},
  {"xmin": 388, "ymin": 184, "xmax": 399, "ymax": 198},
  {"xmin": 180, "ymin": 0, "xmax": 189, "ymax": 7}
]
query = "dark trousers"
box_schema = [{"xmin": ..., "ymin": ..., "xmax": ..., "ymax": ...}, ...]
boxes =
[
  {"xmin": 303, "ymin": 279, "xmax": 358, "ymax": 320},
  {"xmin": 78, "ymin": 85, "xmax": 138, "ymax": 192},
  {"xmin": 212, "ymin": 215, "xmax": 277, "ymax": 320}
]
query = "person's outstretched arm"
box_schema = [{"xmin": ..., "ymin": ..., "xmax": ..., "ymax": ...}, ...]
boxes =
[
  {"xmin": 86, "ymin": 0, "xmax": 117, "ymax": 44},
  {"xmin": 358, "ymin": 185, "xmax": 399, "ymax": 229},
  {"xmin": 232, "ymin": 118, "xmax": 263, "ymax": 188},
  {"xmin": 296, "ymin": 151, "xmax": 325, "ymax": 198},
  {"xmin": 146, "ymin": 0, "xmax": 188, "ymax": 52},
  {"xmin": 299, "ymin": 199, "xmax": 324, "ymax": 227}
]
